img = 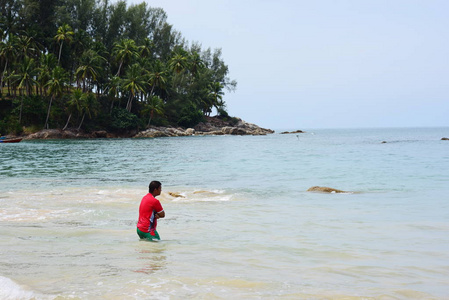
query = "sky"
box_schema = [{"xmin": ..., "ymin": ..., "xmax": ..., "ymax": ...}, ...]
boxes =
[{"xmin": 127, "ymin": 0, "xmax": 449, "ymax": 130}]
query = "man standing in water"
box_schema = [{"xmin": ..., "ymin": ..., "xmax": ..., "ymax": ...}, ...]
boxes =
[{"xmin": 137, "ymin": 181, "xmax": 165, "ymax": 241}]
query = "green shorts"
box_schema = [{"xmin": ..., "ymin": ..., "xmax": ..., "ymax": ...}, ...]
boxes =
[{"xmin": 137, "ymin": 228, "xmax": 160, "ymax": 241}]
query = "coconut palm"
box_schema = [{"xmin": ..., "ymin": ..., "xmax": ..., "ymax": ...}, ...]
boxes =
[
  {"xmin": 0, "ymin": 34, "xmax": 18, "ymax": 92},
  {"xmin": 75, "ymin": 49, "xmax": 106, "ymax": 92},
  {"xmin": 122, "ymin": 63, "xmax": 147, "ymax": 112},
  {"xmin": 145, "ymin": 95, "xmax": 164, "ymax": 127},
  {"xmin": 37, "ymin": 53, "xmax": 57, "ymax": 96},
  {"xmin": 78, "ymin": 92, "xmax": 98, "ymax": 130},
  {"xmin": 44, "ymin": 66, "xmax": 68, "ymax": 129},
  {"xmin": 139, "ymin": 38, "xmax": 154, "ymax": 59},
  {"xmin": 63, "ymin": 88, "xmax": 83, "ymax": 130},
  {"xmin": 112, "ymin": 39, "xmax": 139, "ymax": 77},
  {"xmin": 105, "ymin": 76, "xmax": 121, "ymax": 113},
  {"xmin": 187, "ymin": 51, "xmax": 204, "ymax": 78},
  {"xmin": 16, "ymin": 35, "xmax": 38, "ymax": 60},
  {"xmin": 17, "ymin": 56, "xmax": 37, "ymax": 96},
  {"xmin": 147, "ymin": 63, "xmax": 167, "ymax": 97},
  {"xmin": 169, "ymin": 53, "xmax": 188, "ymax": 74},
  {"xmin": 209, "ymin": 82, "xmax": 225, "ymax": 113},
  {"xmin": 16, "ymin": 57, "xmax": 36, "ymax": 122},
  {"xmin": 54, "ymin": 24, "xmax": 74, "ymax": 64}
]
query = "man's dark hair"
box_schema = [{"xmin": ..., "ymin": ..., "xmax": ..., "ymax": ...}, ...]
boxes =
[{"xmin": 149, "ymin": 181, "xmax": 162, "ymax": 193}]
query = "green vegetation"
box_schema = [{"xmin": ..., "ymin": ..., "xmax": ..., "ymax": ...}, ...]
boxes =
[{"xmin": 0, "ymin": 0, "xmax": 237, "ymax": 135}]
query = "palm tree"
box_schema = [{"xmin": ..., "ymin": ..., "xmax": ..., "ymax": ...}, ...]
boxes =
[
  {"xmin": 63, "ymin": 88, "xmax": 83, "ymax": 130},
  {"xmin": 187, "ymin": 51, "xmax": 204, "ymax": 78},
  {"xmin": 44, "ymin": 66, "xmax": 68, "ymax": 129},
  {"xmin": 16, "ymin": 35, "xmax": 37, "ymax": 60},
  {"xmin": 78, "ymin": 92, "xmax": 98, "ymax": 130},
  {"xmin": 147, "ymin": 63, "xmax": 167, "ymax": 97},
  {"xmin": 105, "ymin": 76, "xmax": 121, "ymax": 113},
  {"xmin": 0, "ymin": 34, "xmax": 18, "ymax": 92},
  {"xmin": 122, "ymin": 63, "xmax": 147, "ymax": 112},
  {"xmin": 54, "ymin": 24, "xmax": 74, "ymax": 64},
  {"xmin": 16, "ymin": 56, "xmax": 37, "ymax": 123},
  {"xmin": 169, "ymin": 53, "xmax": 188, "ymax": 74},
  {"xmin": 208, "ymin": 82, "xmax": 225, "ymax": 114},
  {"xmin": 75, "ymin": 49, "xmax": 106, "ymax": 92},
  {"xmin": 37, "ymin": 53, "xmax": 57, "ymax": 96},
  {"xmin": 112, "ymin": 39, "xmax": 139, "ymax": 77},
  {"xmin": 139, "ymin": 38, "xmax": 154, "ymax": 59},
  {"xmin": 17, "ymin": 56, "xmax": 37, "ymax": 96},
  {"xmin": 145, "ymin": 95, "xmax": 164, "ymax": 127}
]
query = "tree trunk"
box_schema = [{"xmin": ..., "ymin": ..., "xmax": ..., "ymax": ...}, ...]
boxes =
[
  {"xmin": 19, "ymin": 96, "xmax": 24, "ymax": 123},
  {"xmin": 116, "ymin": 61, "xmax": 123, "ymax": 76},
  {"xmin": 126, "ymin": 94, "xmax": 133, "ymax": 112},
  {"xmin": 63, "ymin": 113, "xmax": 72, "ymax": 130},
  {"xmin": 58, "ymin": 41, "xmax": 64, "ymax": 64},
  {"xmin": 110, "ymin": 98, "xmax": 114, "ymax": 114},
  {"xmin": 147, "ymin": 110, "xmax": 154, "ymax": 128},
  {"xmin": 78, "ymin": 112, "xmax": 86, "ymax": 131},
  {"xmin": 44, "ymin": 96, "xmax": 54, "ymax": 129},
  {"xmin": 1, "ymin": 60, "xmax": 8, "ymax": 91}
]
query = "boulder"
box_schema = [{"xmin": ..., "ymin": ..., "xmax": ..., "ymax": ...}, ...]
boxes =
[
  {"xmin": 92, "ymin": 130, "xmax": 108, "ymax": 138},
  {"xmin": 307, "ymin": 186, "xmax": 348, "ymax": 193},
  {"xmin": 185, "ymin": 128, "xmax": 195, "ymax": 135}
]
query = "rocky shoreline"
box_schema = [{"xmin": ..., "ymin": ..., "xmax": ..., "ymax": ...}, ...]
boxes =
[{"xmin": 22, "ymin": 117, "xmax": 274, "ymax": 140}]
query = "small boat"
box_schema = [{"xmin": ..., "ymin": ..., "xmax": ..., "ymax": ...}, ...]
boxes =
[{"xmin": 0, "ymin": 138, "xmax": 22, "ymax": 143}]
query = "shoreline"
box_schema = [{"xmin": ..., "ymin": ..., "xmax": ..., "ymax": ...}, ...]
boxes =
[{"xmin": 17, "ymin": 116, "xmax": 275, "ymax": 140}]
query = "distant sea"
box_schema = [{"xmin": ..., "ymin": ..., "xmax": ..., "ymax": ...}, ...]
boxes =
[{"xmin": 1, "ymin": 127, "xmax": 448, "ymax": 299}]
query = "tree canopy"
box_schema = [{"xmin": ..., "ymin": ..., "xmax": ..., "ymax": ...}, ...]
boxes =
[{"xmin": 0, "ymin": 0, "xmax": 237, "ymax": 135}]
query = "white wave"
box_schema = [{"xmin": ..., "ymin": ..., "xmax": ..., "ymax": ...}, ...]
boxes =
[
  {"xmin": 0, "ymin": 276, "xmax": 47, "ymax": 300},
  {"xmin": 162, "ymin": 190, "xmax": 233, "ymax": 202}
]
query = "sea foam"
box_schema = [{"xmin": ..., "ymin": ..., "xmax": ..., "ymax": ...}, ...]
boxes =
[{"xmin": 0, "ymin": 276, "xmax": 43, "ymax": 300}]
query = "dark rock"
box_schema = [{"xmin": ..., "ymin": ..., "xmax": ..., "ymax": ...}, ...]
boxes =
[
  {"xmin": 307, "ymin": 186, "xmax": 348, "ymax": 193},
  {"xmin": 92, "ymin": 131, "xmax": 108, "ymax": 138},
  {"xmin": 280, "ymin": 130, "xmax": 304, "ymax": 134}
]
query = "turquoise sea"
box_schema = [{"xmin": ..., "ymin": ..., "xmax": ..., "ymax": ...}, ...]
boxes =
[{"xmin": 1, "ymin": 127, "xmax": 448, "ymax": 299}]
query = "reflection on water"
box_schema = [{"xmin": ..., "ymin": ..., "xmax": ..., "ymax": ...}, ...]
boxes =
[{"xmin": 135, "ymin": 245, "xmax": 167, "ymax": 275}]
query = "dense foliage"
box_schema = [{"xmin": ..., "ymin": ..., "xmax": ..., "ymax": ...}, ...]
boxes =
[{"xmin": 0, "ymin": 0, "xmax": 237, "ymax": 135}]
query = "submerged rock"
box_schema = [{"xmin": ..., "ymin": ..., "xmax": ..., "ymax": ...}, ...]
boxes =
[{"xmin": 307, "ymin": 186, "xmax": 348, "ymax": 193}]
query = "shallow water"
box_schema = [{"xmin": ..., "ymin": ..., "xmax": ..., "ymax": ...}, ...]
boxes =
[{"xmin": 1, "ymin": 128, "xmax": 449, "ymax": 299}]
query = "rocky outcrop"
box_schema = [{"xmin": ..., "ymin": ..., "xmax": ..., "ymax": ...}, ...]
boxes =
[
  {"xmin": 134, "ymin": 117, "xmax": 274, "ymax": 138},
  {"xmin": 23, "ymin": 117, "xmax": 274, "ymax": 139},
  {"xmin": 280, "ymin": 130, "xmax": 304, "ymax": 134},
  {"xmin": 134, "ymin": 127, "xmax": 192, "ymax": 138},
  {"xmin": 25, "ymin": 129, "xmax": 91, "ymax": 139},
  {"xmin": 307, "ymin": 186, "xmax": 348, "ymax": 193},
  {"xmin": 24, "ymin": 129, "xmax": 122, "ymax": 139},
  {"xmin": 194, "ymin": 117, "xmax": 274, "ymax": 136},
  {"xmin": 442, "ymin": 137, "xmax": 449, "ymax": 140}
]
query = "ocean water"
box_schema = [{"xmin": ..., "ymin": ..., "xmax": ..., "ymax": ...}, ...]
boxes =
[{"xmin": 1, "ymin": 127, "xmax": 448, "ymax": 299}]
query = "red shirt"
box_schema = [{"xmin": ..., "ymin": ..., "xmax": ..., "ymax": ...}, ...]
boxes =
[{"xmin": 137, "ymin": 193, "xmax": 164, "ymax": 233}]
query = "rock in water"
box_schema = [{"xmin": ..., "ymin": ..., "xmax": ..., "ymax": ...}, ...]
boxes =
[{"xmin": 307, "ymin": 186, "xmax": 347, "ymax": 193}]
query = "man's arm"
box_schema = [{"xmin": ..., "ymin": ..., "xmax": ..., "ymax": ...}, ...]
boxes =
[{"xmin": 156, "ymin": 210, "xmax": 165, "ymax": 219}]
